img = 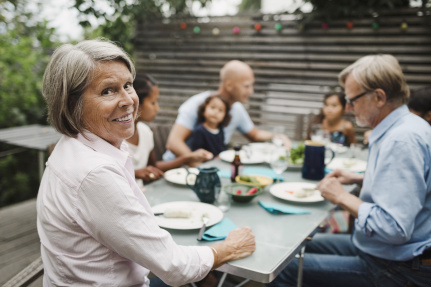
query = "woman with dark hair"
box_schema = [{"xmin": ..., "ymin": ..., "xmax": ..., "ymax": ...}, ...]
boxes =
[
  {"xmin": 307, "ymin": 91, "xmax": 356, "ymax": 146},
  {"xmin": 126, "ymin": 73, "xmax": 213, "ymax": 188}
]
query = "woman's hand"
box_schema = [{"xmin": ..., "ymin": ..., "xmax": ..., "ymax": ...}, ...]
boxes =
[
  {"xmin": 135, "ymin": 166, "xmax": 164, "ymax": 183},
  {"xmin": 210, "ymin": 227, "xmax": 255, "ymax": 269}
]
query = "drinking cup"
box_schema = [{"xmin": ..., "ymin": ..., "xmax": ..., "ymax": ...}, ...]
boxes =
[{"xmin": 301, "ymin": 140, "xmax": 335, "ymax": 180}]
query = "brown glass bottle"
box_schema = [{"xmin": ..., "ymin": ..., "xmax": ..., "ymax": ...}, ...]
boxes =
[{"xmin": 231, "ymin": 145, "xmax": 242, "ymax": 182}]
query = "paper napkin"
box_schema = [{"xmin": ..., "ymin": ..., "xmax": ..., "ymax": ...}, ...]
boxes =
[
  {"xmin": 258, "ymin": 201, "xmax": 310, "ymax": 215},
  {"xmin": 201, "ymin": 218, "xmax": 238, "ymax": 241}
]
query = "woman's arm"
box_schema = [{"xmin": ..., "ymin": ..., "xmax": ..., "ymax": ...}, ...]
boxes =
[
  {"xmin": 210, "ymin": 227, "xmax": 256, "ymax": 270},
  {"xmin": 344, "ymin": 120, "xmax": 357, "ymax": 144}
]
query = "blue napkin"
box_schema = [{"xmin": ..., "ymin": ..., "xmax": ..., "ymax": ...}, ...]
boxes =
[
  {"xmin": 325, "ymin": 167, "xmax": 365, "ymax": 174},
  {"xmin": 201, "ymin": 218, "xmax": 237, "ymax": 241},
  {"xmin": 258, "ymin": 201, "xmax": 310, "ymax": 215},
  {"xmin": 217, "ymin": 169, "xmax": 231, "ymax": 178},
  {"xmin": 243, "ymin": 167, "xmax": 284, "ymax": 181}
]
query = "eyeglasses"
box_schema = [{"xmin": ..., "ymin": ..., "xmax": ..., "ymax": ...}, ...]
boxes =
[{"xmin": 345, "ymin": 91, "xmax": 369, "ymax": 107}]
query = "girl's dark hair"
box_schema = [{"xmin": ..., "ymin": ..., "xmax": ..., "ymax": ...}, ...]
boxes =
[
  {"xmin": 133, "ymin": 73, "xmax": 158, "ymax": 103},
  {"xmin": 312, "ymin": 91, "xmax": 346, "ymax": 124},
  {"xmin": 197, "ymin": 94, "xmax": 231, "ymax": 127},
  {"xmin": 408, "ymin": 86, "xmax": 431, "ymax": 116}
]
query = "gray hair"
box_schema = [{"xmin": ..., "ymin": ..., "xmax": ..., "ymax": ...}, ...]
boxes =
[
  {"xmin": 338, "ymin": 54, "xmax": 409, "ymax": 105},
  {"xmin": 42, "ymin": 38, "xmax": 135, "ymax": 137}
]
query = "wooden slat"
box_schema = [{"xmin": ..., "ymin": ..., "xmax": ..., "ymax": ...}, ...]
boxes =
[{"xmin": 135, "ymin": 8, "xmax": 431, "ymax": 142}]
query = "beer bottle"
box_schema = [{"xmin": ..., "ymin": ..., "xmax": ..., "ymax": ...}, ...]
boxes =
[{"xmin": 231, "ymin": 145, "xmax": 242, "ymax": 182}]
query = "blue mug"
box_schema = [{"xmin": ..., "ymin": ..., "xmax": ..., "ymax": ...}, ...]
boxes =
[
  {"xmin": 186, "ymin": 167, "xmax": 221, "ymax": 203},
  {"xmin": 301, "ymin": 140, "xmax": 335, "ymax": 180}
]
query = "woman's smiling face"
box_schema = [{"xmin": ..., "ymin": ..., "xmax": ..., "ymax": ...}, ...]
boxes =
[{"xmin": 82, "ymin": 60, "xmax": 138, "ymax": 148}]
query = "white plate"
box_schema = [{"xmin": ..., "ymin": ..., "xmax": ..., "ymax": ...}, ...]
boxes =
[
  {"xmin": 219, "ymin": 150, "xmax": 266, "ymax": 164},
  {"xmin": 152, "ymin": 201, "xmax": 224, "ymax": 230},
  {"xmin": 164, "ymin": 167, "xmax": 199, "ymax": 185},
  {"xmin": 327, "ymin": 158, "xmax": 367, "ymax": 173},
  {"xmin": 269, "ymin": 182, "xmax": 325, "ymax": 203}
]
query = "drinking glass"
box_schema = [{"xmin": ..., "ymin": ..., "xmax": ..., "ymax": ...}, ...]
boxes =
[
  {"xmin": 269, "ymin": 147, "xmax": 289, "ymax": 183},
  {"xmin": 272, "ymin": 126, "xmax": 285, "ymax": 147},
  {"xmin": 310, "ymin": 124, "xmax": 330, "ymax": 145}
]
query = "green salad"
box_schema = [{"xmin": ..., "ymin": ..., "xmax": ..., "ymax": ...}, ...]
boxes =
[{"xmin": 289, "ymin": 142, "xmax": 305, "ymax": 165}]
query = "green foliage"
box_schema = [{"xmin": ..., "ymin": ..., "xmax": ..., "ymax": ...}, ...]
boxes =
[
  {"xmin": 73, "ymin": 0, "xmax": 213, "ymax": 54},
  {"xmin": 0, "ymin": 0, "xmax": 60, "ymax": 206},
  {"xmin": 238, "ymin": 0, "xmax": 261, "ymax": 12},
  {"xmin": 0, "ymin": 148, "xmax": 40, "ymax": 207}
]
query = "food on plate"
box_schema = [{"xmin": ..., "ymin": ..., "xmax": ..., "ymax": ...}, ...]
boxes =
[
  {"xmin": 238, "ymin": 175, "xmax": 260, "ymax": 184},
  {"xmin": 289, "ymin": 143, "xmax": 305, "ymax": 165},
  {"xmin": 163, "ymin": 208, "xmax": 193, "ymax": 218},
  {"xmin": 294, "ymin": 187, "xmax": 316, "ymax": 198},
  {"xmin": 342, "ymin": 158, "xmax": 357, "ymax": 168},
  {"xmin": 245, "ymin": 187, "xmax": 258, "ymax": 195}
]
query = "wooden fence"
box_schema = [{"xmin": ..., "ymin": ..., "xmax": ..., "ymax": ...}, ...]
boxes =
[{"xmin": 134, "ymin": 8, "xmax": 431, "ymax": 142}]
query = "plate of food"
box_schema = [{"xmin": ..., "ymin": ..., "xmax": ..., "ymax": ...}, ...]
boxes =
[
  {"xmin": 152, "ymin": 201, "xmax": 224, "ymax": 230},
  {"xmin": 164, "ymin": 167, "xmax": 199, "ymax": 185},
  {"xmin": 235, "ymin": 174, "xmax": 274, "ymax": 188},
  {"xmin": 219, "ymin": 149, "xmax": 266, "ymax": 164},
  {"xmin": 288, "ymin": 143, "xmax": 305, "ymax": 169},
  {"xmin": 269, "ymin": 182, "xmax": 324, "ymax": 203},
  {"xmin": 326, "ymin": 158, "xmax": 367, "ymax": 173}
]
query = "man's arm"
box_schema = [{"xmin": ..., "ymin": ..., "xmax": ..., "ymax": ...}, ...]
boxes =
[
  {"xmin": 165, "ymin": 123, "xmax": 193, "ymax": 157},
  {"xmin": 244, "ymin": 127, "xmax": 291, "ymax": 148}
]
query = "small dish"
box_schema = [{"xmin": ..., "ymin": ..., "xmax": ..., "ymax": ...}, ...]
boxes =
[
  {"xmin": 235, "ymin": 174, "xmax": 274, "ymax": 188},
  {"xmin": 223, "ymin": 183, "xmax": 263, "ymax": 203}
]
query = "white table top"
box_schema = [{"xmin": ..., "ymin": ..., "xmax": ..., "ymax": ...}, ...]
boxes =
[{"xmin": 145, "ymin": 159, "xmax": 356, "ymax": 283}]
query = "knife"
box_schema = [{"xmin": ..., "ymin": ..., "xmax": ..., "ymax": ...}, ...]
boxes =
[{"xmin": 197, "ymin": 214, "xmax": 209, "ymax": 241}]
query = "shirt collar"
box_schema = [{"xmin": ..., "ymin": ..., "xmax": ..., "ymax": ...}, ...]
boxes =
[
  {"xmin": 76, "ymin": 131, "xmax": 131, "ymax": 168},
  {"xmin": 369, "ymin": 105, "xmax": 410, "ymax": 146}
]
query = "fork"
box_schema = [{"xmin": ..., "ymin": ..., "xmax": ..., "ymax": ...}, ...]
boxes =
[{"xmin": 197, "ymin": 214, "xmax": 209, "ymax": 241}]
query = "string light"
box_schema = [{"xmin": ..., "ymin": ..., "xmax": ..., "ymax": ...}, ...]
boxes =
[
  {"xmin": 275, "ymin": 23, "xmax": 283, "ymax": 31},
  {"xmin": 180, "ymin": 22, "xmax": 187, "ymax": 29},
  {"xmin": 212, "ymin": 27, "xmax": 220, "ymax": 36},
  {"xmin": 233, "ymin": 26, "xmax": 240, "ymax": 34},
  {"xmin": 254, "ymin": 23, "xmax": 262, "ymax": 31},
  {"xmin": 193, "ymin": 26, "xmax": 200, "ymax": 34}
]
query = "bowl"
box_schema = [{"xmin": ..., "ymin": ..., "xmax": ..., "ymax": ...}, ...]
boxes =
[
  {"xmin": 235, "ymin": 174, "xmax": 273, "ymax": 188},
  {"xmin": 223, "ymin": 183, "xmax": 263, "ymax": 203}
]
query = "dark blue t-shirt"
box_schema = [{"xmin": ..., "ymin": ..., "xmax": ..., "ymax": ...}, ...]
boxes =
[{"xmin": 187, "ymin": 123, "xmax": 226, "ymax": 156}]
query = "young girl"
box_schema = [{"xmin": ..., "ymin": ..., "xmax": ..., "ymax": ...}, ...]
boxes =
[
  {"xmin": 126, "ymin": 74, "xmax": 212, "ymax": 188},
  {"xmin": 307, "ymin": 91, "xmax": 356, "ymax": 146},
  {"xmin": 186, "ymin": 94, "xmax": 231, "ymax": 157}
]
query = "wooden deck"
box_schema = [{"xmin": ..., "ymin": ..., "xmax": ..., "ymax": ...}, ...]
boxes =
[{"xmin": 0, "ymin": 198, "xmax": 42, "ymax": 286}]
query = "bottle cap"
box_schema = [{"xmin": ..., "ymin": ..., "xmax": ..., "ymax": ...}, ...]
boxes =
[{"xmin": 234, "ymin": 145, "xmax": 241, "ymax": 151}]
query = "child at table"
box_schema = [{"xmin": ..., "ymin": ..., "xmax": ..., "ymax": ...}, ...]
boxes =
[
  {"xmin": 307, "ymin": 91, "xmax": 356, "ymax": 146},
  {"xmin": 408, "ymin": 85, "xmax": 431, "ymax": 125},
  {"xmin": 186, "ymin": 94, "xmax": 231, "ymax": 157},
  {"xmin": 126, "ymin": 74, "xmax": 212, "ymax": 189}
]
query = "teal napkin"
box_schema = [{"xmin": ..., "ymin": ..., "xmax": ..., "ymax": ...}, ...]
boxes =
[
  {"xmin": 243, "ymin": 167, "xmax": 284, "ymax": 181},
  {"xmin": 201, "ymin": 218, "xmax": 237, "ymax": 241},
  {"xmin": 217, "ymin": 169, "xmax": 231, "ymax": 178},
  {"xmin": 258, "ymin": 201, "xmax": 310, "ymax": 215}
]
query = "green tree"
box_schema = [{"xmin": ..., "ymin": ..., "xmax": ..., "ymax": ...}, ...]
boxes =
[
  {"xmin": 73, "ymin": 0, "xmax": 214, "ymax": 54},
  {"xmin": 238, "ymin": 0, "xmax": 261, "ymax": 12},
  {"xmin": 0, "ymin": 0, "xmax": 60, "ymax": 206}
]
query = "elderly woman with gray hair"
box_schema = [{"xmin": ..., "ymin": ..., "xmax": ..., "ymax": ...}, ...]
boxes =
[{"xmin": 37, "ymin": 39, "xmax": 255, "ymax": 286}]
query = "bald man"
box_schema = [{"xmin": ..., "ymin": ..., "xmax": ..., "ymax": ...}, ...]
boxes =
[{"xmin": 163, "ymin": 60, "xmax": 289, "ymax": 163}]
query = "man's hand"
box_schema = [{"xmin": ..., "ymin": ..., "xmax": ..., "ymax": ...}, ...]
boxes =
[
  {"xmin": 325, "ymin": 169, "xmax": 364, "ymax": 185},
  {"xmin": 186, "ymin": 149, "xmax": 213, "ymax": 163},
  {"xmin": 317, "ymin": 177, "xmax": 348, "ymax": 205}
]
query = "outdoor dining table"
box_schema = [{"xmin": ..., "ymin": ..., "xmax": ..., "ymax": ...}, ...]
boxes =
[{"xmin": 144, "ymin": 157, "xmax": 358, "ymax": 286}]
